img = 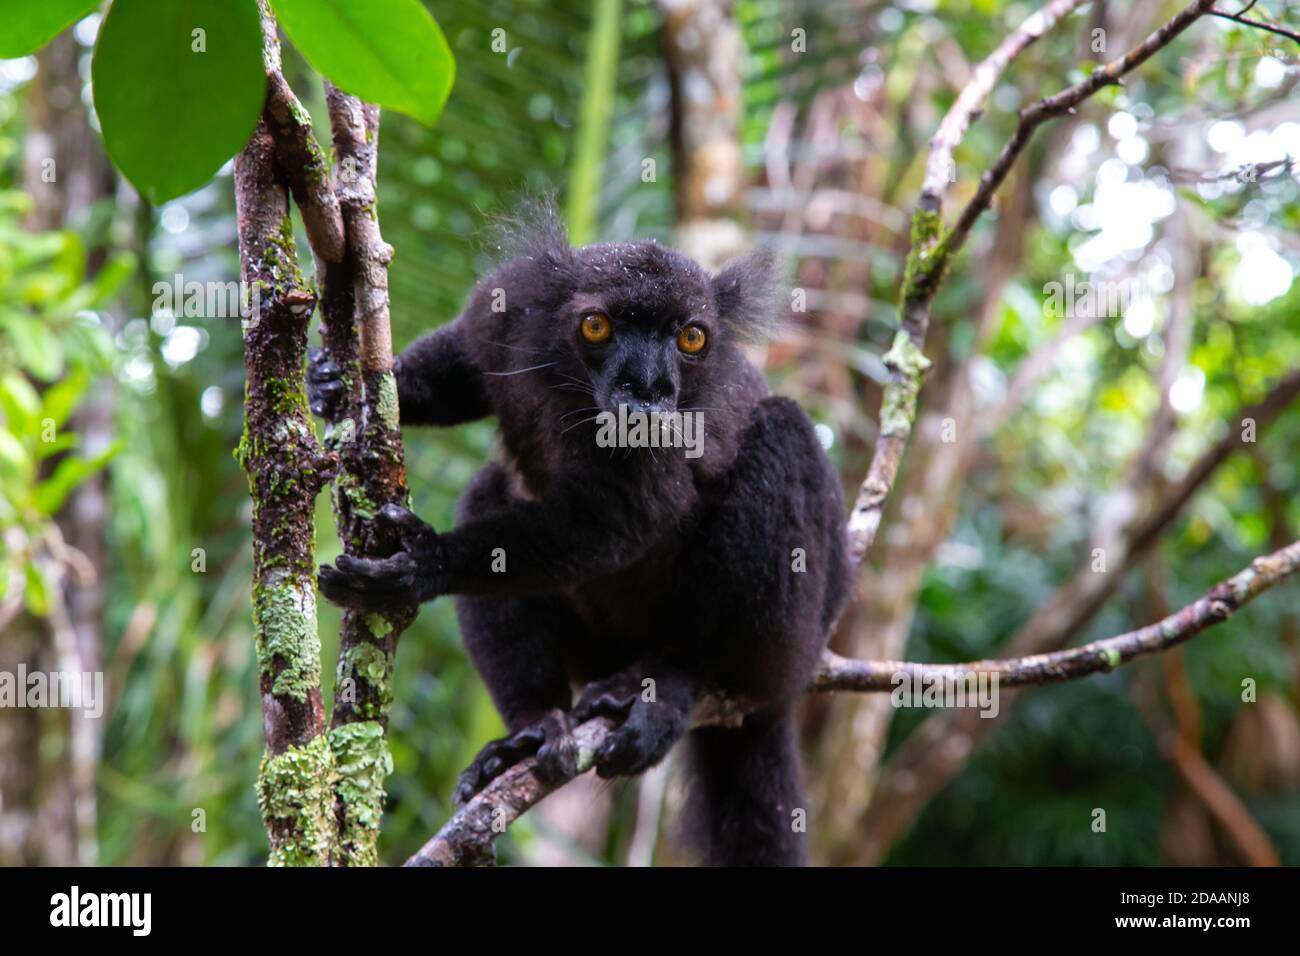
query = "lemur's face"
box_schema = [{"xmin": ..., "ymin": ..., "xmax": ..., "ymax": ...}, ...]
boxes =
[{"xmin": 562, "ymin": 242, "xmax": 716, "ymax": 416}]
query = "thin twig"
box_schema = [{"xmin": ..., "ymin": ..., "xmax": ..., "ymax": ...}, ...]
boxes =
[
  {"xmin": 1210, "ymin": 4, "xmax": 1300, "ymax": 45},
  {"xmin": 950, "ymin": 0, "xmax": 1218, "ymax": 253}
]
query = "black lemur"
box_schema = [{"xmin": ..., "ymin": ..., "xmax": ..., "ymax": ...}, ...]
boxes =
[{"xmin": 311, "ymin": 206, "xmax": 850, "ymax": 866}]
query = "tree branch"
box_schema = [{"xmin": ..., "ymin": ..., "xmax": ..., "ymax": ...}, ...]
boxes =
[
  {"xmin": 406, "ymin": 539, "xmax": 1300, "ymax": 866},
  {"xmin": 845, "ymin": 0, "xmax": 1091, "ymax": 565},
  {"xmin": 261, "ymin": 63, "xmax": 346, "ymax": 264},
  {"xmin": 247, "ymin": 0, "xmax": 411, "ymax": 867},
  {"xmin": 1210, "ymin": 4, "xmax": 1300, "ymax": 45},
  {"xmin": 950, "ymin": 0, "xmax": 1218, "ymax": 251},
  {"xmin": 856, "ymin": 368, "xmax": 1300, "ymax": 864},
  {"xmin": 234, "ymin": 7, "xmax": 335, "ymax": 867},
  {"xmin": 315, "ymin": 88, "xmax": 416, "ymax": 867}
]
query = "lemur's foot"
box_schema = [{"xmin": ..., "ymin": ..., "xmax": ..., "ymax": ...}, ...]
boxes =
[
  {"xmin": 454, "ymin": 708, "xmax": 576, "ymax": 806},
  {"xmin": 571, "ymin": 670, "xmax": 641, "ymax": 723},
  {"xmin": 575, "ymin": 669, "xmax": 691, "ymax": 778},
  {"xmin": 306, "ymin": 346, "xmax": 346, "ymax": 420}
]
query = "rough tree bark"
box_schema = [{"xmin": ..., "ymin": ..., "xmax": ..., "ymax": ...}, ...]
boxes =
[
  {"xmin": 238, "ymin": 2, "xmax": 413, "ymax": 866},
  {"xmin": 317, "ymin": 86, "xmax": 416, "ymax": 868},
  {"xmin": 234, "ymin": 14, "xmax": 334, "ymax": 867},
  {"xmin": 660, "ymin": 0, "xmax": 747, "ymax": 270}
]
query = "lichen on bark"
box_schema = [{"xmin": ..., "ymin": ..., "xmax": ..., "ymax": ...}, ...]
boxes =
[
  {"xmin": 337, "ymin": 639, "xmax": 394, "ymax": 720},
  {"xmin": 257, "ymin": 734, "xmax": 335, "ymax": 867},
  {"xmin": 255, "ymin": 575, "xmax": 321, "ymax": 701},
  {"xmin": 236, "ymin": 99, "xmax": 334, "ymax": 863},
  {"xmin": 318, "ymin": 88, "xmax": 418, "ymax": 866},
  {"xmin": 328, "ymin": 721, "xmax": 393, "ymax": 867},
  {"xmin": 879, "ymin": 330, "xmax": 933, "ymax": 436},
  {"xmin": 375, "ymin": 369, "xmax": 401, "ymax": 432}
]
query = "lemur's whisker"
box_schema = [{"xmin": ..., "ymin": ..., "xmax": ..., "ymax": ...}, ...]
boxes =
[
  {"xmin": 479, "ymin": 338, "xmax": 549, "ymax": 354},
  {"xmin": 484, "ymin": 361, "xmax": 558, "ymax": 377},
  {"xmin": 550, "ymin": 370, "xmax": 596, "ymax": 389},
  {"xmin": 560, "ymin": 414, "xmax": 602, "ymax": 435},
  {"xmin": 548, "ymin": 381, "xmax": 596, "ymax": 395}
]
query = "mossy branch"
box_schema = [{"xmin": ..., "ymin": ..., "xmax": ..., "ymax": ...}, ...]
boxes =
[
  {"xmin": 312, "ymin": 86, "xmax": 415, "ymax": 867},
  {"xmin": 234, "ymin": 3, "xmax": 336, "ymax": 866}
]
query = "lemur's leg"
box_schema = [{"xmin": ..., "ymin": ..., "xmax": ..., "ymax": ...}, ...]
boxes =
[
  {"xmin": 451, "ymin": 464, "xmax": 582, "ymax": 803},
  {"xmin": 675, "ymin": 396, "xmax": 848, "ymax": 702},
  {"xmin": 682, "ymin": 707, "xmax": 809, "ymax": 866},
  {"xmin": 664, "ymin": 396, "xmax": 847, "ymax": 866}
]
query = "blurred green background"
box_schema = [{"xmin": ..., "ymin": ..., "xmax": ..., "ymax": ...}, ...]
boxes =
[{"xmin": 1, "ymin": 0, "xmax": 1298, "ymax": 866}]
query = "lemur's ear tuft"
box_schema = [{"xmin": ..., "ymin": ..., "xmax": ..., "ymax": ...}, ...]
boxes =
[
  {"xmin": 483, "ymin": 193, "xmax": 572, "ymax": 267},
  {"xmin": 712, "ymin": 249, "xmax": 782, "ymax": 343}
]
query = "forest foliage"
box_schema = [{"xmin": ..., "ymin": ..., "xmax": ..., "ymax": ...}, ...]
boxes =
[{"xmin": 0, "ymin": 0, "xmax": 1297, "ymax": 866}]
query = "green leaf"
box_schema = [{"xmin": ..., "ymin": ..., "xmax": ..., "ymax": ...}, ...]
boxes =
[
  {"xmin": 0, "ymin": 428, "xmax": 31, "ymax": 480},
  {"xmin": 0, "ymin": 0, "xmax": 98, "ymax": 57},
  {"xmin": 0, "ymin": 370, "xmax": 42, "ymax": 430},
  {"xmin": 35, "ymin": 432, "xmax": 79, "ymax": 462},
  {"xmin": 62, "ymin": 251, "xmax": 137, "ymax": 313},
  {"xmin": 92, "ymin": 0, "xmax": 266, "ymax": 203},
  {"xmin": 272, "ymin": 0, "xmax": 454, "ymax": 126},
  {"xmin": 40, "ymin": 369, "xmax": 90, "ymax": 431},
  {"xmin": 33, "ymin": 440, "xmax": 122, "ymax": 516},
  {"xmin": 24, "ymin": 563, "xmax": 50, "ymax": 617},
  {"xmin": 4, "ymin": 314, "xmax": 64, "ymax": 381}
]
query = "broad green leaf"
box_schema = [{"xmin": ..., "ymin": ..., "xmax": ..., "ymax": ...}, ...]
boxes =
[
  {"xmin": 35, "ymin": 432, "xmax": 79, "ymax": 462},
  {"xmin": 0, "ymin": 0, "xmax": 99, "ymax": 57},
  {"xmin": 272, "ymin": 0, "xmax": 454, "ymax": 126},
  {"xmin": 33, "ymin": 439, "xmax": 123, "ymax": 516},
  {"xmin": 92, "ymin": 0, "xmax": 266, "ymax": 203}
]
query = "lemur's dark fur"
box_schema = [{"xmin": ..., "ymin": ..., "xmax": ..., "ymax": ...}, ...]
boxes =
[{"xmin": 313, "ymin": 205, "xmax": 850, "ymax": 866}]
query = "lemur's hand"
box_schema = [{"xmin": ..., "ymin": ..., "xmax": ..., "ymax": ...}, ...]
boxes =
[
  {"xmin": 318, "ymin": 504, "xmax": 444, "ymax": 609},
  {"xmin": 306, "ymin": 346, "xmax": 346, "ymax": 420}
]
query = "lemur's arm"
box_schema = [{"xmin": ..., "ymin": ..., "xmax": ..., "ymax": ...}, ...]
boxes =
[
  {"xmin": 307, "ymin": 321, "xmax": 489, "ymax": 426},
  {"xmin": 392, "ymin": 323, "xmax": 491, "ymax": 426},
  {"xmin": 317, "ymin": 469, "xmax": 686, "ymax": 608}
]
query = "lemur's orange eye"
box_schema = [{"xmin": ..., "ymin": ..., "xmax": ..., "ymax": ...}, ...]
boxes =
[
  {"xmin": 579, "ymin": 312, "xmax": 612, "ymax": 343},
  {"xmin": 677, "ymin": 324, "xmax": 707, "ymax": 354}
]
